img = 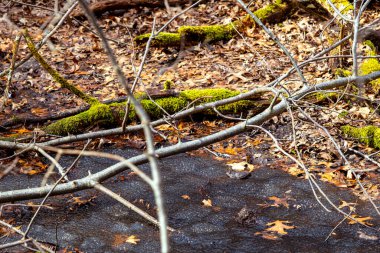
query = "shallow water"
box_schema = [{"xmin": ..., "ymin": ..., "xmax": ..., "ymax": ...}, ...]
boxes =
[{"xmin": 0, "ymin": 148, "xmax": 379, "ymax": 252}]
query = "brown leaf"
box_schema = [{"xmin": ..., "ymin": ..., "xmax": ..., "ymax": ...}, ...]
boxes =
[
  {"xmin": 125, "ymin": 235, "xmax": 140, "ymax": 245},
  {"xmin": 268, "ymin": 196, "xmax": 289, "ymax": 208},
  {"xmin": 202, "ymin": 199, "xmax": 212, "ymax": 207},
  {"xmin": 348, "ymin": 215, "xmax": 373, "ymax": 226},
  {"xmin": 265, "ymin": 220, "xmax": 295, "ymax": 235}
]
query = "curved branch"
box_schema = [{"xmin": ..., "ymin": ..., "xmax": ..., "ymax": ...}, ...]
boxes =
[{"xmin": 1, "ymin": 71, "xmax": 380, "ymax": 202}]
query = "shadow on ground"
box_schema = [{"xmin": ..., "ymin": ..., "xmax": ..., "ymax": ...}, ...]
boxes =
[{"xmin": 0, "ymin": 148, "xmax": 379, "ymax": 252}]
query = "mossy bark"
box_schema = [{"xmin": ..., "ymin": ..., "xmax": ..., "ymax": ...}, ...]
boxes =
[
  {"xmin": 359, "ymin": 40, "xmax": 380, "ymax": 93},
  {"xmin": 22, "ymin": 29, "xmax": 99, "ymax": 105},
  {"xmin": 44, "ymin": 88, "xmax": 267, "ymax": 135},
  {"xmin": 315, "ymin": 0, "xmax": 353, "ymax": 16},
  {"xmin": 135, "ymin": 0, "xmax": 294, "ymax": 47},
  {"xmin": 341, "ymin": 125, "xmax": 380, "ymax": 149}
]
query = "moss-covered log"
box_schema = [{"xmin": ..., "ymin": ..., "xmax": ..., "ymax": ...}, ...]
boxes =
[
  {"xmin": 315, "ymin": 0, "xmax": 353, "ymax": 17},
  {"xmin": 135, "ymin": 0, "xmax": 294, "ymax": 47},
  {"xmin": 72, "ymin": 0, "xmax": 191, "ymax": 18},
  {"xmin": 360, "ymin": 40, "xmax": 380, "ymax": 93},
  {"xmin": 44, "ymin": 88, "xmax": 268, "ymax": 135},
  {"xmin": 22, "ymin": 29, "xmax": 99, "ymax": 105},
  {"xmin": 341, "ymin": 125, "xmax": 380, "ymax": 148}
]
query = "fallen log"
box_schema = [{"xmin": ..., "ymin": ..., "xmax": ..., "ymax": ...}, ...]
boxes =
[{"xmin": 72, "ymin": 0, "xmax": 192, "ymax": 18}]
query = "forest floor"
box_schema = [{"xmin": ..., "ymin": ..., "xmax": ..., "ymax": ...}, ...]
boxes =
[{"xmin": 0, "ymin": 0, "xmax": 380, "ymax": 251}]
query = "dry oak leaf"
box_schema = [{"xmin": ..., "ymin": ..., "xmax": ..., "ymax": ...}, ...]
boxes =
[
  {"xmin": 11, "ymin": 127, "xmax": 32, "ymax": 134},
  {"xmin": 227, "ymin": 161, "xmax": 254, "ymax": 172},
  {"xmin": 181, "ymin": 195, "xmax": 191, "ymax": 200},
  {"xmin": 266, "ymin": 220, "xmax": 295, "ymax": 235},
  {"xmin": 338, "ymin": 201, "xmax": 356, "ymax": 212},
  {"xmin": 287, "ymin": 166, "xmax": 304, "ymax": 177},
  {"xmin": 268, "ymin": 196, "xmax": 289, "ymax": 208},
  {"xmin": 31, "ymin": 107, "xmax": 49, "ymax": 117},
  {"xmin": 254, "ymin": 231, "xmax": 280, "ymax": 240},
  {"xmin": 125, "ymin": 235, "xmax": 140, "ymax": 245},
  {"xmin": 202, "ymin": 199, "xmax": 213, "ymax": 207},
  {"xmin": 348, "ymin": 215, "xmax": 373, "ymax": 226}
]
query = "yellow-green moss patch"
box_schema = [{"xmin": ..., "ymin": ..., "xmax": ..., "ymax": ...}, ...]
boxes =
[
  {"xmin": 359, "ymin": 40, "xmax": 380, "ymax": 93},
  {"xmin": 135, "ymin": 0, "xmax": 292, "ymax": 47},
  {"xmin": 178, "ymin": 23, "xmax": 236, "ymax": 43},
  {"xmin": 180, "ymin": 88, "xmax": 240, "ymax": 102},
  {"xmin": 134, "ymin": 32, "xmax": 181, "ymax": 47},
  {"xmin": 45, "ymin": 88, "xmax": 262, "ymax": 135},
  {"xmin": 45, "ymin": 104, "xmax": 115, "ymax": 135},
  {"xmin": 316, "ymin": 0, "xmax": 353, "ymax": 16},
  {"xmin": 163, "ymin": 80, "xmax": 174, "ymax": 90},
  {"xmin": 341, "ymin": 125, "xmax": 380, "ymax": 148},
  {"xmin": 335, "ymin": 68, "xmax": 351, "ymax": 77},
  {"xmin": 23, "ymin": 29, "xmax": 99, "ymax": 105}
]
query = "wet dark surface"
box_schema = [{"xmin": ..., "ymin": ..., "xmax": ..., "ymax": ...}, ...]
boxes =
[{"xmin": 0, "ymin": 148, "xmax": 379, "ymax": 252}]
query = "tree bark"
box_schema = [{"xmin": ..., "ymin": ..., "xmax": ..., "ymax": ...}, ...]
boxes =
[{"xmin": 73, "ymin": 0, "xmax": 192, "ymax": 18}]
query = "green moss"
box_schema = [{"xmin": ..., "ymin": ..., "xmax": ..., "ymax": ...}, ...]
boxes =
[
  {"xmin": 135, "ymin": 32, "xmax": 181, "ymax": 47},
  {"xmin": 335, "ymin": 68, "xmax": 352, "ymax": 77},
  {"xmin": 140, "ymin": 97, "xmax": 188, "ymax": 119},
  {"xmin": 363, "ymin": 40, "xmax": 376, "ymax": 53},
  {"xmin": 178, "ymin": 23, "xmax": 236, "ymax": 43},
  {"xmin": 317, "ymin": 0, "xmax": 353, "ymax": 15},
  {"xmin": 45, "ymin": 88, "xmax": 261, "ymax": 135},
  {"xmin": 136, "ymin": 0, "xmax": 292, "ymax": 47},
  {"xmin": 242, "ymin": 0, "xmax": 290, "ymax": 25},
  {"xmin": 254, "ymin": 0, "xmax": 285, "ymax": 20},
  {"xmin": 307, "ymin": 91, "xmax": 338, "ymax": 102},
  {"xmin": 338, "ymin": 110, "xmax": 349, "ymax": 118},
  {"xmin": 23, "ymin": 29, "xmax": 99, "ymax": 105},
  {"xmin": 45, "ymin": 104, "xmax": 115, "ymax": 135},
  {"xmin": 359, "ymin": 40, "xmax": 380, "ymax": 93},
  {"xmin": 180, "ymin": 88, "xmax": 256, "ymax": 114},
  {"xmin": 341, "ymin": 125, "xmax": 380, "ymax": 148},
  {"xmin": 163, "ymin": 80, "xmax": 173, "ymax": 90},
  {"xmin": 180, "ymin": 88, "xmax": 240, "ymax": 102}
]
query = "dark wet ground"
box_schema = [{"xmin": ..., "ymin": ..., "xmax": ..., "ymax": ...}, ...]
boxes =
[{"xmin": 0, "ymin": 148, "xmax": 379, "ymax": 252}]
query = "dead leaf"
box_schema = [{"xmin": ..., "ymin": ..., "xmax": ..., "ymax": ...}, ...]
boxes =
[
  {"xmin": 287, "ymin": 166, "xmax": 304, "ymax": 177},
  {"xmin": 202, "ymin": 199, "xmax": 212, "ymax": 207},
  {"xmin": 31, "ymin": 107, "xmax": 49, "ymax": 117},
  {"xmin": 357, "ymin": 231, "xmax": 378, "ymax": 240},
  {"xmin": 338, "ymin": 201, "xmax": 356, "ymax": 212},
  {"xmin": 12, "ymin": 127, "xmax": 32, "ymax": 134},
  {"xmin": 125, "ymin": 235, "xmax": 140, "ymax": 245},
  {"xmin": 266, "ymin": 220, "xmax": 295, "ymax": 235},
  {"xmin": 227, "ymin": 161, "xmax": 254, "ymax": 172},
  {"xmin": 254, "ymin": 231, "xmax": 280, "ymax": 240},
  {"xmin": 348, "ymin": 215, "xmax": 373, "ymax": 226},
  {"xmin": 181, "ymin": 195, "xmax": 190, "ymax": 200},
  {"xmin": 268, "ymin": 196, "xmax": 289, "ymax": 208}
]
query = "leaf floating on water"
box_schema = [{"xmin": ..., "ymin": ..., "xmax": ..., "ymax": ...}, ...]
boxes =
[
  {"xmin": 265, "ymin": 220, "xmax": 295, "ymax": 235},
  {"xmin": 181, "ymin": 194, "xmax": 191, "ymax": 200},
  {"xmin": 202, "ymin": 199, "xmax": 212, "ymax": 207},
  {"xmin": 125, "ymin": 235, "xmax": 140, "ymax": 245},
  {"xmin": 268, "ymin": 196, "xmax": 289, "ymax": 208},
  {"xmin": 226, "ymin": 169, "xmax": 251, "ymax": 179},
  {"xmin": 254, "ymin": 231, "xmax": 280, "ymax": 240},
  {"xmin": 227, "ymin": 161, "xmax": 254, "ymax": 172},
  {"xmin": 348, "ymin": 215, "xmax": 373, "ymax": 226}
]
